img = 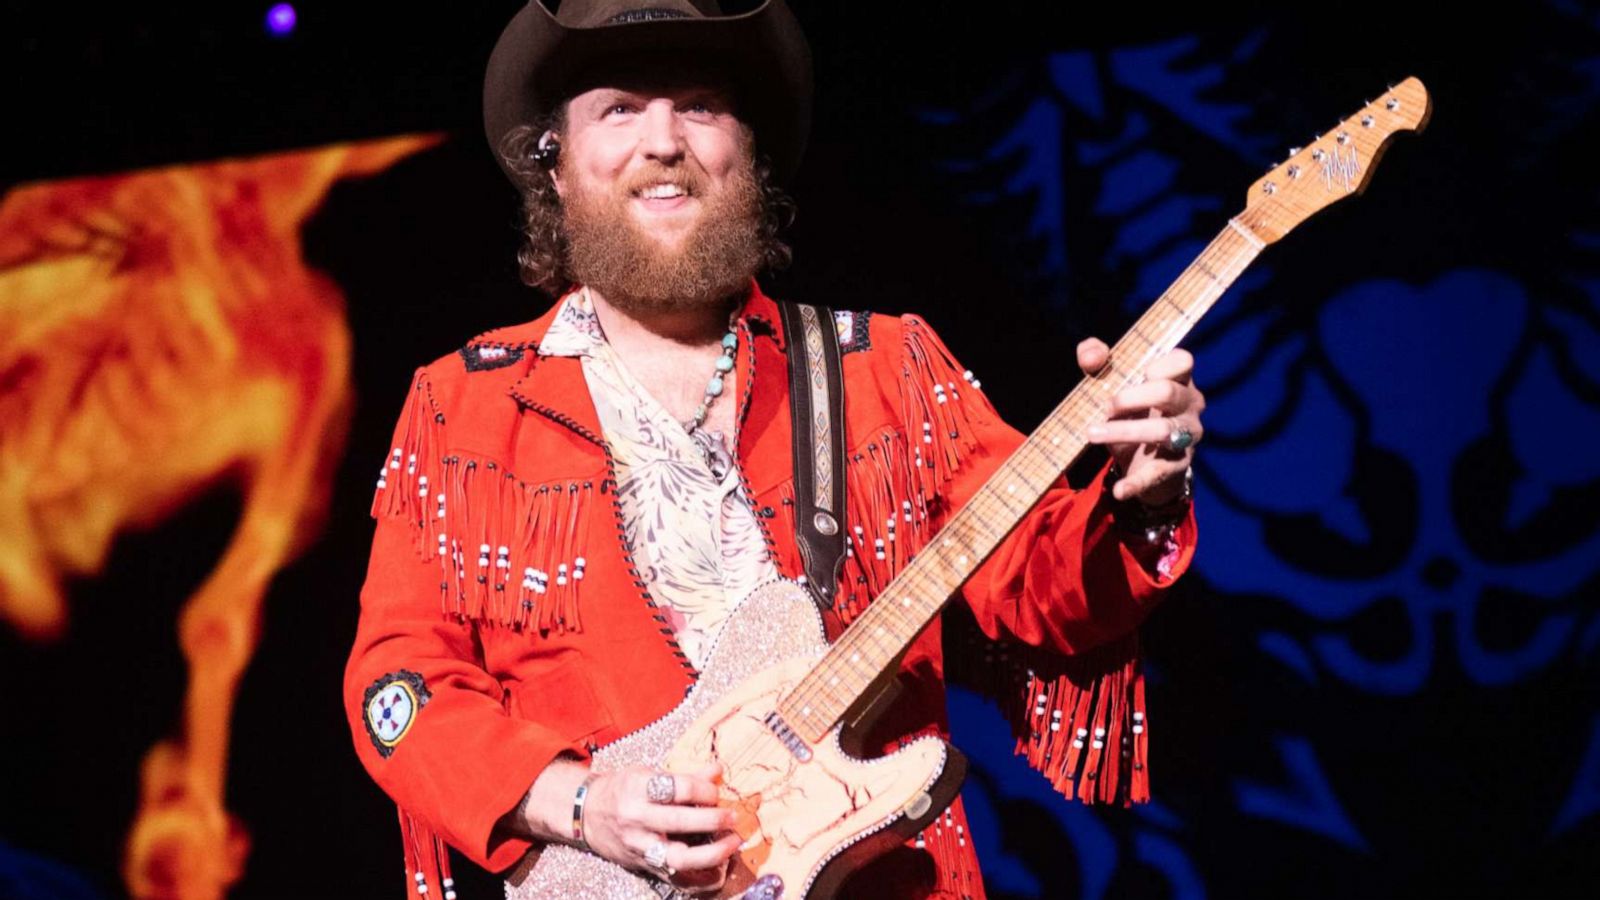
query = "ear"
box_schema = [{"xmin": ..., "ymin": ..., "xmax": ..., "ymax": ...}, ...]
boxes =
[{"xmin": 550, "ymin": 164, "xmax": 567, "ymax": 199}]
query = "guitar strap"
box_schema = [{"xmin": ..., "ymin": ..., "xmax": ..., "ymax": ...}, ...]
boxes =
[{"xmin": 777, "ymin": 300, "xmax": 847, "ymax": 610}]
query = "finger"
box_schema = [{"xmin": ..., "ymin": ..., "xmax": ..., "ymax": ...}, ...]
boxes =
[
  {"xmin": 667, "ymin": 830, "xmax": 742, "ymax": 872},
  {"xmin": 636, "ymin": 802, "xmax": 736, "ymax": 836},
  {"xmin": 621, "ymin": 827, "xmax": 672, "ymax": 868},
  {"xmin": 670, "ymin": 865, "xmax": 729, "ymax": 894},
  {"xmin": 1108, "ymin": 380, "xmax": 1194, "ymax": 418},
  {"xmin": 648, "ymin": 768, "xmax": 720, "ymax": 807},
  {"xmin": 673, "ymin": 764, "xmax": 723, "ymax": 806},
  {"xmin": 1145, "ymin": 348, "xmax": 1194, "ymax": 385},
  {"xmin": 1113, "ymin": 462, "xmax": 1190, "ymax": 504},
  {"xmin": 1076, "ymin": 337, "xmax": 1110, "ymax": 375},
  {"xmin": 1086, "ymin": 416, "xmax": 1203, "ymax": 447}
]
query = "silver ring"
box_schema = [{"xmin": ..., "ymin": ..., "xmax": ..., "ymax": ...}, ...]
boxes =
[
  {"xmin": 646, "ymin": 772, "xmax": 676, "ymax": 804},
  {"xmin": 643, "ymin": 839, "xmax": 670, "ymax": 871},
  {"xmin": 1166, "ymin": 419, "xmax": 1194, "ymax": 453}
]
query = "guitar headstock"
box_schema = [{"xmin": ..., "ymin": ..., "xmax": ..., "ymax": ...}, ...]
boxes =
[{"xmin": 1239, "ymin": 76, "xmax": 1431, "ymax": 244}]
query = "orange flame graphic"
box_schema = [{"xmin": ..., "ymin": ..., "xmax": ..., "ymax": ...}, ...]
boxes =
[{"xmin": 0, "ymin": 134, "xmax": 441, "ymax": 898}]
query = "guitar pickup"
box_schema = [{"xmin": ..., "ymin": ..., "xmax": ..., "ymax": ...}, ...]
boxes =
[{"xmin": 764, "ymin": 711, "xmax": 813, "ymax": 762}]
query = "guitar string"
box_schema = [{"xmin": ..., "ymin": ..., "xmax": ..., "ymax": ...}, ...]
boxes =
[{"xmin": 776, "ymin": 222, "xmax": 1260, "ymax": 721}]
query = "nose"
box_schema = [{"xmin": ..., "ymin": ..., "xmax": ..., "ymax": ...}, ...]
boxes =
[{"xmin": 638, "ymin": 98, "xmax": 686, "ymax": 165}]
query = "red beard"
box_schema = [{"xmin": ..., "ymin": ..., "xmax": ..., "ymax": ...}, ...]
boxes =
[{"xmin": 560, "ymin": 155, "xmax": 765, "ymax": 317}]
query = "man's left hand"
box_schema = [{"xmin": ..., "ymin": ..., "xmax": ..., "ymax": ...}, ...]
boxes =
[{"xmin": 1077, "ymin": 337, "xmax": 1204, "ymax": 506}]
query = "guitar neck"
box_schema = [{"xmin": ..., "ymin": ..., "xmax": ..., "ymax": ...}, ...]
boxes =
[{"xmin": 778, "ymin": 217, "xmax": 1266, "ymax": 742}]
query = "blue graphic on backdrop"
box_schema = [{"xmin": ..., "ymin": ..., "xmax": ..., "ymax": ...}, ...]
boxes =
[
  {"xmin": 0, "ymin": 842, "xmax": 107, "ymax": 900},
  {"xmin": 935, "ymin": 1, "xmax": 1600, "ymax": 894},
  {"xmin": 1202, "ymin": 270, "xmax": 1600, "ymax": 691}
]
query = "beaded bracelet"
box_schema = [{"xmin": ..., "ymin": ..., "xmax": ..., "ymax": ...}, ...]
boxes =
[
  {"xmin": 1107, "ymin": 462, "xmax": 1193, "ymax": 544},
  {"xmin": 572, "ymin": 773, "xmax": 598, "ymax": 851}
]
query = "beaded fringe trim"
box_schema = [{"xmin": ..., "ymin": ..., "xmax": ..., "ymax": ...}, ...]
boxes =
[
  {"xmin": 371, "ymin": 368, "xmax": 592, "ymax": 634},
  {"xmin": 400, "ymin": 810, "xmax": 456, "ymax": 900}
]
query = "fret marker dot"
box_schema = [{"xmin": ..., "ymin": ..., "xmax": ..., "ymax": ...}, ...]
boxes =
[{"xmin": 958, "ymin": 555, "xmax": 969, "ymax": 566}]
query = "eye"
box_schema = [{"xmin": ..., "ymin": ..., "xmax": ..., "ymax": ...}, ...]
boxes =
[
  {"xmin": 682, "ymin": 95, "xmax": 730, "ymax": 116},
  {"xmin": 603, "ymin": 101, "xmax": 636, "ymax": 117}
]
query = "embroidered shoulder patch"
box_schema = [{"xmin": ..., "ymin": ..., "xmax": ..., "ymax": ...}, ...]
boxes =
[
  {"xmin": 833, "ymin": 309, "xmax": 873, "ymax": 355},
  {"xmin": 363, "ymin": 670, "xmax": 431, "ymax": 758},
  {"xmin": 460, "ymin": 343, "xmax": 526, "ymax": 372}
]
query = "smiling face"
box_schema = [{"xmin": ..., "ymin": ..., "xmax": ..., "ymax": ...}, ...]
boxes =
[{"xmin": 550, "ymin": 72, "xmax": 766, "ymax": 317}]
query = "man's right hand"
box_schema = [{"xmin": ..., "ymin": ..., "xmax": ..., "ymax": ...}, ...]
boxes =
[{"xmin": 503, "ymin": 757, "xmax": 742, "ymax": 892}]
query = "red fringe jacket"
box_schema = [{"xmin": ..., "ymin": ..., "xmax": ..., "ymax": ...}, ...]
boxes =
[{"xmin": 344, "ymin": 283, "xmax": 1197, "ymax": 899}]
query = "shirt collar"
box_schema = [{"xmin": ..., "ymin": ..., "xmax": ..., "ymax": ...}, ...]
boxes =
[{"xmin": 536, "ymin": 287, "xmax": 605, "ymax": 359}]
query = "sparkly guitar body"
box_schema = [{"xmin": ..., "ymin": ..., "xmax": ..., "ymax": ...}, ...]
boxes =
[{"xmin": 504, "ymin": 578, "xmax": 964, "ymax": 900}]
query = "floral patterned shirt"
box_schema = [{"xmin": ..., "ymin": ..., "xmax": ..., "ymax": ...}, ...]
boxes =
[{"xmin": 537, "ymin": 289, "xmax": 777, "ymax": 669}]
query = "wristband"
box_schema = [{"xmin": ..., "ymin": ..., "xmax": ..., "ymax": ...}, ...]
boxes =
[{"xmin": 572, "ymin": 773, "xmax": 598, "ymax": 851}]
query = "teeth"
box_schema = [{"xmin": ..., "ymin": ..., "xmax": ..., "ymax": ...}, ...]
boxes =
[{"xmin": 639, "ymin": 184, "xmax": 685, "ymax": 199}]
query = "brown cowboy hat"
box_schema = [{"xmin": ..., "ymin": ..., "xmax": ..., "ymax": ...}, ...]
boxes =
[{"xmin": 483, "ymin": 0, "xmax": 813, "ymax": 183}]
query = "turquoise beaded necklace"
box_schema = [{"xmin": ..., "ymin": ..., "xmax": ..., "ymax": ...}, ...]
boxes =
[{"xmin": 683, "ymin": 327, "xmax": 738, "ymax": 435}]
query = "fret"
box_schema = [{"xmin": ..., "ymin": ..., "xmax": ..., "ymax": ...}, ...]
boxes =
[{"xmin": 781, "ymin": 216, "xmax": 1279, "ymax": 742}]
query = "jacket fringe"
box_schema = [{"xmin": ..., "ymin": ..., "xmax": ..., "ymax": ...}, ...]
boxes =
[
  {"xmin": 399, "ymin": 809, "xmax": 456, "ymax": 900},
  {"xmin": 945, "ymin": 610, "xmax": 1150, "ymax": 805},
  {"xmin": 915, "ymin": 792, "xmax": 985, "ymax": 899},
  {"xmin": 370, "ymin": 368, "xmax": 592, "ymax": 634},
  {"xmin": 899, "ymin": 314, "xmax": 991, "ymax": 489}
]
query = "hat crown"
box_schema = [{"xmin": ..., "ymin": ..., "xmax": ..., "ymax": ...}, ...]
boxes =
[
  {"xmin": 487, "ymin": 0, "xmax": 811, "ymax": 182},
  {"xmin": 552, "ymin": 0, "xmax": 725, "ymax": 29}
]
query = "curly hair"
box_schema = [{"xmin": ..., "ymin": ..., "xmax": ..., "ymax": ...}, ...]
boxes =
[{"xmin": 498, "ymin": 112, "xmax": 797, "ymax": 297}]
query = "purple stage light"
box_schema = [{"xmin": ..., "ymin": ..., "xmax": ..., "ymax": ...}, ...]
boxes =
[{"xmin": 266, "ymin": 4, "xmax": 297, "ymax": 36}]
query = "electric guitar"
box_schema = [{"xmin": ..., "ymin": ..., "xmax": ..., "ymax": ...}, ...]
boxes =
[{"xmin": 507, "ymin": 77, "xmax": 1431, "ymax": 900}]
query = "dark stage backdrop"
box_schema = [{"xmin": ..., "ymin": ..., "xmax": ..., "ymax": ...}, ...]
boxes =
[{"xmin": 3, "ymin": 2, "xmax": 1597, "ymax": 899}]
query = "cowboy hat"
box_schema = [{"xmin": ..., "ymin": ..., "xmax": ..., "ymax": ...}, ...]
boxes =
[{"xmin": 483, "ymin": 0, "xmax": 813, "ymax": 183}]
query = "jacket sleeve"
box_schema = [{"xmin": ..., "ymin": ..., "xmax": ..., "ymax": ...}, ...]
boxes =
[
  {"xmin": 897, "ymin": 313, "xmax": 1197, "ymax": 655},
  {"xmin": 343, "ymin": 365, "xmax": 588, "ymax": 875},
  {"xmin": 894, "ymin": 312, "xmax": 1195, "ymax": 804}
]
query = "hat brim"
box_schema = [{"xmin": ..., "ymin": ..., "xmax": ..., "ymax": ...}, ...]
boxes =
[{"xmin": 484, "ymin": 0, "xmax": 812, "ymax": 184}]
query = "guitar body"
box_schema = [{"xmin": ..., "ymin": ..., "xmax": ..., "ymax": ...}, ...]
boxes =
[{"xmin": 505, "ymin": 578, "xmax": 965, "ymax": 899}]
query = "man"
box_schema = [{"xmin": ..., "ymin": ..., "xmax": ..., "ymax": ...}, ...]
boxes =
[{"xmin": 345, "ymin": 2, "xmax": 1204, "ymax": 898}]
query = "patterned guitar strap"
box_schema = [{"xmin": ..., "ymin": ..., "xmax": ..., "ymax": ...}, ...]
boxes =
[{"xmin": 777, "ymin": 300, "xmax": 848, "ymax": 610}]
